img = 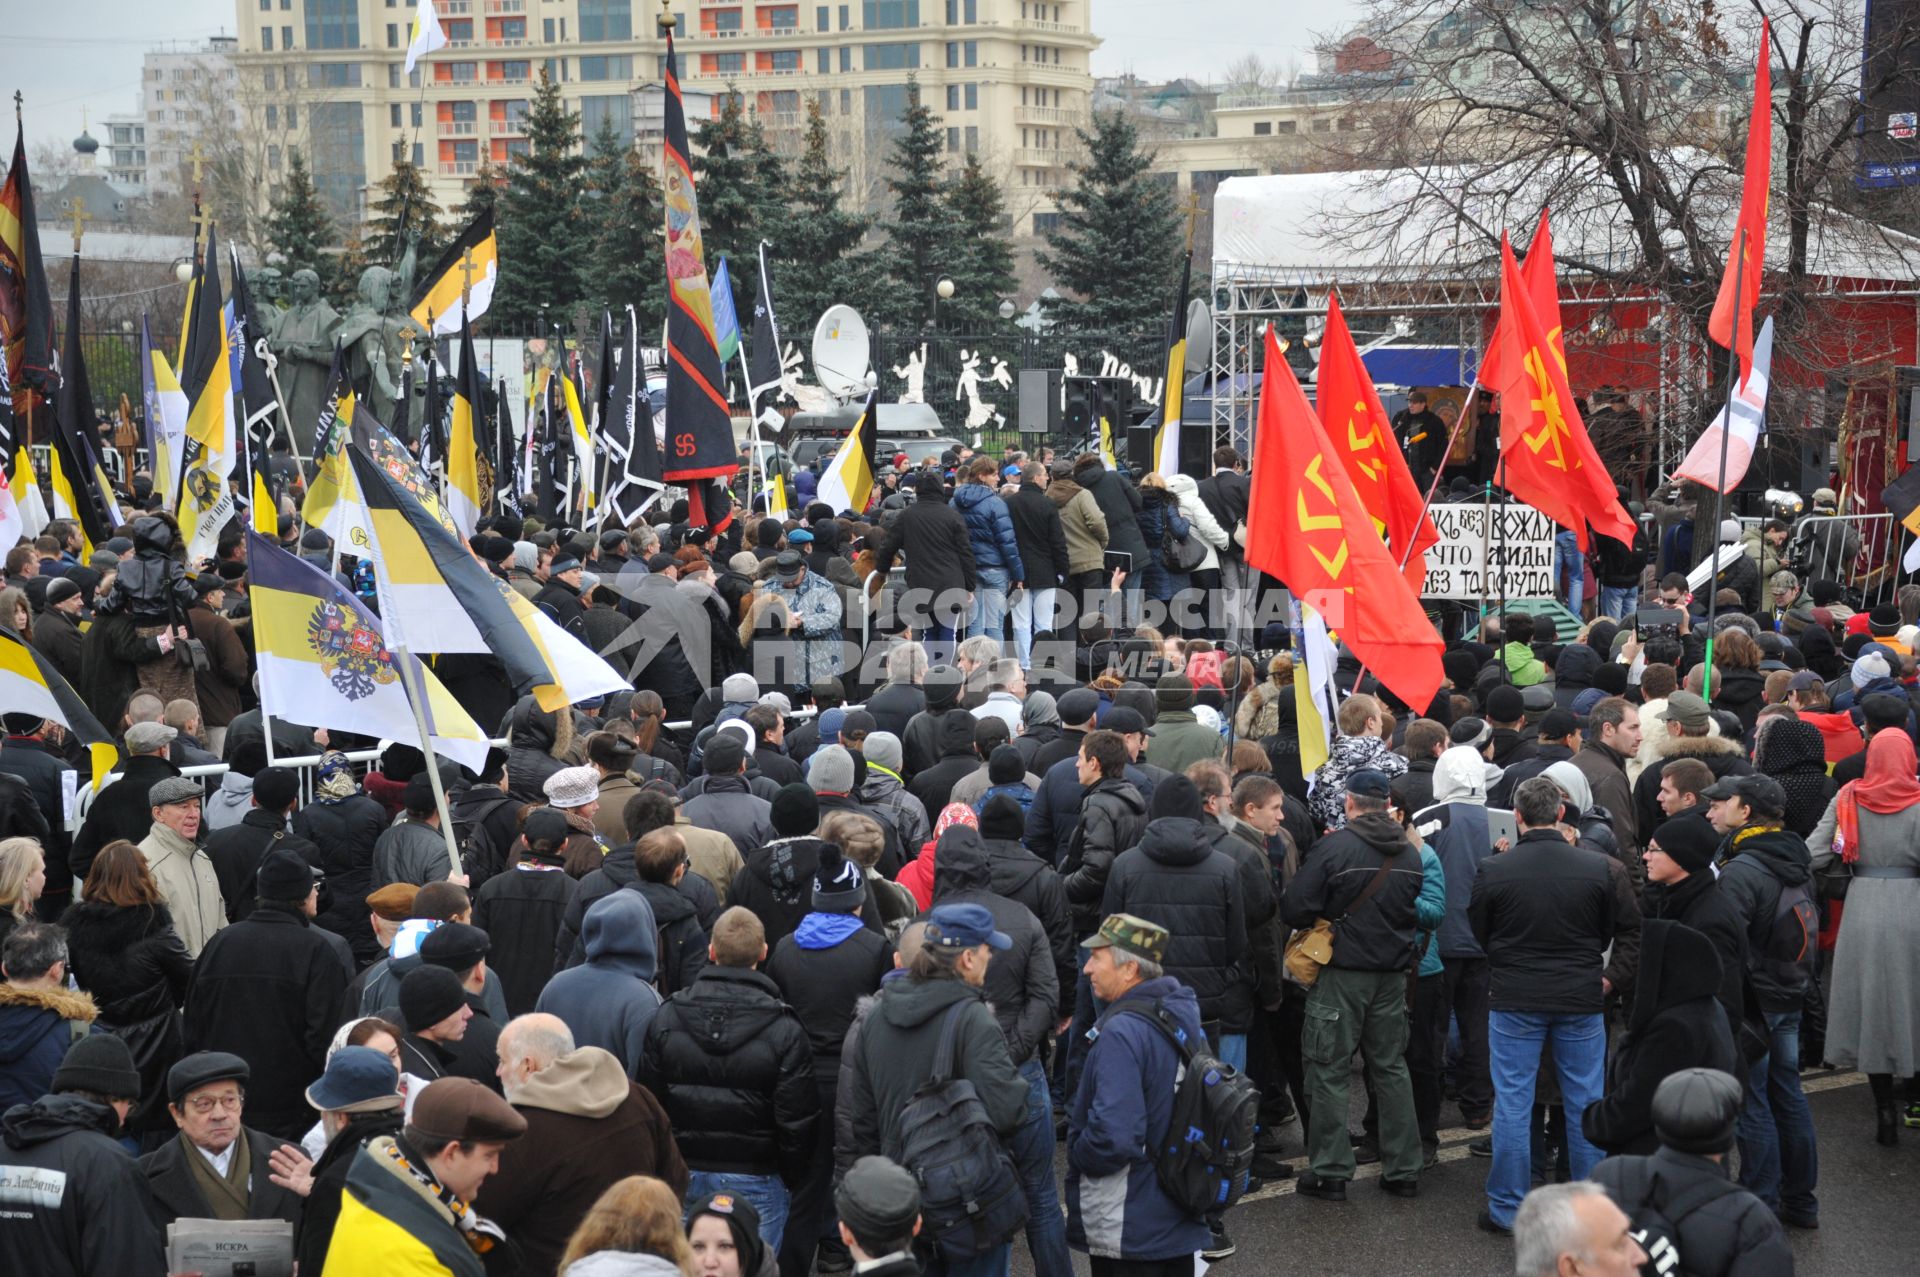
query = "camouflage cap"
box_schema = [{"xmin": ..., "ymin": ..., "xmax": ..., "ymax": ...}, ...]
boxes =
[{"xmin": 1082, "ymin": 913, "xmax": 1169, "ymax": 965}]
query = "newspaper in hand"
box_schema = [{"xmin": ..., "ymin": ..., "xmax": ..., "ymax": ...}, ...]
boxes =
[{"xmin": 164, "ymin": 1217, "xmax": 294, "ymax": 1277}]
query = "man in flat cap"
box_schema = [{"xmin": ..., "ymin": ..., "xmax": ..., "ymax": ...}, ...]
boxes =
[
  {"xmin": 835, "ymin": 1155, "xmax": 923, "ymax": 1276},
  {"xmin": 138, "ymin": 773, "xmax": 226, "ymax": 957},
  {"xmin": 67, "ymin": 716, "xmax": 183, "ymax": 885},
  {"xmin": 0, "ymin": 1034, "xmax": 161, "ymax": 1274},
  {"xmin": 184, "ymin": 847, "xmax": 352, "ymax": 1138},
  {"xmin": 325, "ymin": 1076, "xmax": 527, "ymax": 1276},
  {"xmin": 1067, "ymin": 913, "xmax": 1215, "ymax": 1271},
  {"xmin": 138, "ymin": 1050, "xmax": 304, "ymax": 1229}
]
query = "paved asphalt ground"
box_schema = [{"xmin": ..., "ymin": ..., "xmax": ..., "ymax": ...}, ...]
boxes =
[{"xmin": 1014, "ymin": 1068, "xmax": 1920, "ymax": 1275}]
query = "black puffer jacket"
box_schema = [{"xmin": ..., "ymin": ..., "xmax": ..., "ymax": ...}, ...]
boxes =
[
  {"xmin": 1282, "ymin": 812, "xmax": 1424, "ymax": 974},
  {"xmin": 94, "ymin": 516, "xmax": 195, "ymax": 625},
  {"xmin": 636, "ymin": 965, "xmax": 818, "ymax": 1185},
  {"xmin": 1582, "ymin": 919, "xmax": 1739, "ymax": 1157},
  {"xmin": 768, "ymin": 914, "xmax": 895, "ymax": 1091},
  {"xmin": 864, "ymin": 679, "xmax": 927, "ymax": 739},
  {"xmin": 1101, "ymin": 816, "xmax": 1249, "ymax": 1032},
  {"xmin": 60, "ymin": 900, "xmax": 192, "ymax": 1137},
  {"xmin": 505, "ymin": 699, "xmax": 572, "ymax": 803},
  {"xmin": 932, "ymin": 828, "xmax": 1060, "ymax": 1065},
  {"xmin": 1061, "ymin": 777, "xmax": 1148, "ymax": 932},
  {"xmin": 1591, "ymin": 1146, "xmax": 1795, "ymax": 1277},
  {"xmin": 293, "ymin": 791, "xmax": 388, "ymax": 961}
]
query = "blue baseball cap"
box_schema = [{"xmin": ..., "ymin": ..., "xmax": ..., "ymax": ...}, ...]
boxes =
[
  {"xmin": 925, "ymin": 902, "xmax": 1012, "ymax": 951},
  {"xmin": 1002, "ymin": 464, "xmax": 1022, "ymax": 479},
  {"xmin": 819, "ymin": 707, "xmax": 847, "ymax": 745}
]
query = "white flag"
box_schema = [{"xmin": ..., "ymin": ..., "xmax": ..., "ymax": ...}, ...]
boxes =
[{"xmin": 405, "ymin": 0, "xmax": 448, "ymax": 75}]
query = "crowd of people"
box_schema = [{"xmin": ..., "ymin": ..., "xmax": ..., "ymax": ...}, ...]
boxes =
[{"xmin": 0, "ymin": 436, "xmax": 1912, "ymax": 1277}]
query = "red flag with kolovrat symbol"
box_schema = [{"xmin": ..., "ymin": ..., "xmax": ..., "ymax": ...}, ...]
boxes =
[
  {"xmin": 1490, "ymin": 232, "xmax": 1637, "ymax": 553},
  {"xmin": 1245, "ymin": 325, "xmax": 1443, "ymax": 712},
  {"xmin": 1709, "ymin": 17, "xmax": 1771, "ymax": 391},
  {"xmin": 1314, "ymin": 290, "xmax": 1439, "ymax": 593}
]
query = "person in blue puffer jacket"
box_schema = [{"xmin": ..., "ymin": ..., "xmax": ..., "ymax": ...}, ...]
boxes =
[
  {"xmin": 950, "ymin": 458, "xmax": 1025, "ymax": 645},
  {"xmin": 1068, "ymin": 912, "xmax": 1212, "ymax": 1267}
]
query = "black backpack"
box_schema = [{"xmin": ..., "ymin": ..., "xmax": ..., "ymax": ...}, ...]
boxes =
[
  {"xmin": 887, "ymin": 1002, "xmax": 1028, "ymax": 1262},
  {"xmin": 1756, "ymin": 870, "xmax": 1819, "ymax": 988},
  {"xmin": 1105, "ymin": 998, "xmax": 1261, "ymax": 1217},
  {"xmin": 1619, "ymin": 1162, "xmax": 1746, "ymax": 1277},
  {"xmin": 451, "ymin": 794, "xmax": 519, "ymax": 886}
]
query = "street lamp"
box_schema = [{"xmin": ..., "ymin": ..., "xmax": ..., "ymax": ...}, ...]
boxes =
[
  {"xmin": 998, "ymin": 297, "xmax": 1017, "ymax": 322},
  {"xmin": 936, "ymin": 277, "xmax": 956, "ymax": 300}
]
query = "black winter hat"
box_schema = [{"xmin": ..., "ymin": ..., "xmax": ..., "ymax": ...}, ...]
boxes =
[
  {"xmin": 987, "ymin": 744, "xmax": 1024, "ymax": 786},
  {"xmin": 1148, "ymin": 774, "xmax": 1203, "ymax": 820},
  {"xmin": 399, "ymin": 965, "xmax": 468, "ymax": 1032},
  {"xmin": 977, "ymin": 793, "xmax": 1025, "ymax": 841},
  {"xmin": 770, "ymin": 783, "xmax": 820, "ymax": 838},
  {"xmin": 813, "ymin": 844, "xmax": 867, "ymax": 912},
  {"xmin": 1648, "ymin": 817, "xmax": 1719, "ymax": 876},
  {"xmin": 53, "ymin": 1033, "xmax": 141, "ymax": 1099}
]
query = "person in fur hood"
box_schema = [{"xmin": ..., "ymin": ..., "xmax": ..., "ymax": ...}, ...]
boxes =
[{"xmin": 1630, "ymin": 692, "xmax": 1752, "ymax": 856}]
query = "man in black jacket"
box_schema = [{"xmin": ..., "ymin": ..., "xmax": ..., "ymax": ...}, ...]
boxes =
[
  {"xmin": 0, "ymin": 1035, "xmax": 163, "ymax": 1275},
  {"xmin": 1281, "ymin": 768, "xmax": 1426, "ymax": 1201},
  {"xmin": 863, "ymin": 641, "xmax": 929, "ymax": 738},
  {"xmin": 139, "ymin": 1052, "xmax": 304, "ymax": 1229},
  {"xmin": 1592, "ymin": 1069, "xmax": 1795, "ymax": 1277},
  {"xmin": 203, "ymin": 767, "xmax": 312, "ymax": 924},
  {"xmin": 1701, "ymin": 774, "xmax": 1820, "ymax": 1229},
  {"xmin": 1487, "ymin": 708, "xmax": 1580, "ymax": 810},
  {"xmin": 1642, "ymin": 817, "xmax": 1747, "ymax": 1031},
  {"xmin": 901, "ymin": 663, "xmax": 971, "ymax": 781},
  {"xmin": 630, "ymin": 828, "xmax": 709, "ymax": 998},
  {"xmin": 531, "ymin": 554, "xmax": 589, "ymax": 636},
  {"xmin": 1469, "ymin": 776, "xmax": 1638, "ymax": 1233},
  {"xmin": 873, "ymin": 472, "xmax": 977, "ymax": 662},
  {"xmin": 1006, "ymin": 463, "xmax": 1070, "ymax": 673},
  {"xmin": 975, "ymin": 794, "xmax": 1074, "ymax": 1003},
  {"xmin": 639, "ymin": 905, "xmax": 817, "ymax": 1253},
  {"xmin": 183, "ymin": 850, "xmax": 352, "ymax": 1139},
  {"xmin": 68, "ymin": 719, "xmax": 182, "ymax": 884}
]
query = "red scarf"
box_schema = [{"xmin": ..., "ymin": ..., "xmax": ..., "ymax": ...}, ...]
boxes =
[{"xmin": 1833, "ymin": 731, "xmax": 1920, "ymax": 864}]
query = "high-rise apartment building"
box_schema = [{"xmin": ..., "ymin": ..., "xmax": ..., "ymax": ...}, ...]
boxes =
[
  {"xmin": 137, "ymin": 36, "xmax": 244, "ymax": 197},
  {"xmin": 229, "ymin": 0, "xmax": 1096, "ymax": 234}
]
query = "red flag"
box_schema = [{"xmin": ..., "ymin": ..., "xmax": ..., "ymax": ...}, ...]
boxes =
[
  {"xmin": 1315, "ymin": 290, "xmax": 1439, "ymax": 591},
  {"xmin": 1476, "ymin": 208, "xmax": 1560, "ymax": 389},
  {"xmin": 1246, "ymin": 326, "xmax": 1443, "ymax": 712},
  {"xmin": 1489, "ymin": 233, "xmax": 1636, "ymax": 552},
  {"xmin": 1709, "ymin": 18, "xmax": 1771, "ymax": 389}
]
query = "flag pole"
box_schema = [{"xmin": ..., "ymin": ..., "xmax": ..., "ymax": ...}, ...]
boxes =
[
  {"xmin": 394, "ymin": 642, "xmax": 464, "ymax": 879},
  {"xmin": 1699, "ymin": 227, "xmax": 1748, "ymax": 705},
  {"xmin": 1496, "ymin": 441, "xmax": 1510, "ymax": 682}
]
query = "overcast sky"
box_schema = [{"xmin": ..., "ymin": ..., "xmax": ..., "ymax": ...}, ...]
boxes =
[{"xmin": 12, "ymin": 0, "xmax": 1363, "ymax": 154}]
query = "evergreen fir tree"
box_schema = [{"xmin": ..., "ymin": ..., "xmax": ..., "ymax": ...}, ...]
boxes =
[
  {"xmin": 329, "ymin": 228, "xmax": 374, "ymax": 309},
  {"xmin": 1036, "ymin": 109, "xmax": 1181, "ymax": 335},
  {"xmin": 261, "ymin": 148, "xmax": 335, "ymax": 279},
  {"xmin": 772, "ymin": 96, "xmax": 881, "ymax": 334},
  {"xmin": 691, "ymin": 87, "xmax": 788, "ymax": 317},
  {"xmin": 456, "ymin": 159, "xmax": 505, "ymax": 227},
  {"xmin": 583, "ymin": 119, "xmax": 665, "ymax": 323},
  {"xmin": 495, "ymin": 69, "xmax": 589, "ymax": 330},
  {"xmin": 876, "ymin": 76, "xmax": 953, "ymax": 330},
  {"xmin": 939, "ymin": 152, "xmax": 1017, "ymax": 332},
  {"xmin": 363, "ymin": 158, "xmax": 445, "ymax": 272}
]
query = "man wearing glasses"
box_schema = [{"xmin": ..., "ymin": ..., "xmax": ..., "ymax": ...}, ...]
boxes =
[{"xmin": 139, "ymin": 1051, "xmax": 305, "ymax": 1228}]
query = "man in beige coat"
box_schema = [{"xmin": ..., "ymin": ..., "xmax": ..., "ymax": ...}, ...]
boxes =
[{"xmin": 138, "ymin": 777, "xmax": 228, "ymax": 957}]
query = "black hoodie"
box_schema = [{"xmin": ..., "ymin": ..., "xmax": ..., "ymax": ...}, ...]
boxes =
[
  {"xmin": 1581, "ymin": 919, "xmax": 1739, "ymax": 1156},
  {"xmin": 907, "ymin": 710, "xmax": 984, "ymax": 819},
  {"xmin": 901, "ymin": 669, "xmax": 972, "ymax": 780},
  {"xmin": 1101, "ymin": 816, "xmax": 1250, "ymax": 1031}
]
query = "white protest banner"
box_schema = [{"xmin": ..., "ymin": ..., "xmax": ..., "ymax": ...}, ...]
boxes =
[{"xmin": 1420, "ymin": 503, "xmax": 1557, "ymax": 600}]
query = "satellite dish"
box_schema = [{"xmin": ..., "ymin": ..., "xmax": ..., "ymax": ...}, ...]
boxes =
[
  {"xmin": 1185, "ymin": 298, "xmax": 1213, "ymax": 373},
  {"xmin": 812, "ymin": 304, "xmax": 871, "ymax": 402}
]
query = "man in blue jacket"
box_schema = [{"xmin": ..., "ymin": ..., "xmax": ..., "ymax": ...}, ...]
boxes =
[
  {"xmin": 951, "ymin": 457, "xmax": 1025, "ymax": 645},
  {"xmin": 1068, "ymin": 912, "xmax": 1212, "ymax": 1275}
]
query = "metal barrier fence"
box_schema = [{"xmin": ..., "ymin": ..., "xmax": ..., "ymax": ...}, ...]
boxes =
[{"xmin": 1790, "ymin": 513, "xmax": 1906, "ymax": 609}]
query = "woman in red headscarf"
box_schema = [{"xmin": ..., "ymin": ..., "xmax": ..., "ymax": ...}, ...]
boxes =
[{"xmin": 1808, "ymin": 728, "xmax": 1920, "ymax": 1145}]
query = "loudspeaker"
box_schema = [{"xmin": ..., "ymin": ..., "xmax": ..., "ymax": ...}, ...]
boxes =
[
  {"xmin": 1018, "ymin": 369, "xmax": 1061, "ymax": 434},
  {"xmin": 1064, "ymin": 376, "xmax": 1136, "ymax": 452},
  {"xmin": 1126, "ymin": 425, "xmax": 1155, "ymax": 472},
  {"xmin": 1179, "ymin": 422, "xmax": 1212, "ymax": 479}
]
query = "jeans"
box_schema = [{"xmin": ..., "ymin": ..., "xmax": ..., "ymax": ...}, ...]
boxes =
[
  {"xmin": 918, "ymin": 619, "xmax": 959, "ymax": 666},
  {"xmin": 1010, "ymin": 585, "xmax": 1057, "ymax": 670},
  {"xmin": 1599, "ymin": 585, "xmax": 1638, "ymax": 621},
  {"xmin": 1485, "ymin": 1010, "xmax": 1605, "ymax": 1228},
  {"xmin": 685, "ymin": 1170, "xmax": 789, "ymax": 1250},
  {"xmin": 1737, "ymin": 1009, "xmax": 1819, "ymax": 1218},
  {"xmin": 1215, "ymin": 1032, "xmax": 1248, "ymax": 1073},
  {"xmin": 1009, "ymin": 1057, "xmax": 1073, "ymax": 1275},
  {"xmin": 1555, "ymin": 530, "xmax": 1586, "ymax": 616},
  {"xmin": 1440, "ymin": 957, "xmax": 1492, "ymax": 1121},
  {"xmin": 922, "ymin": 1243, "xmax": 1011, "ymax": 1277},
  {"xmin": 971, "ymin": 565, "xmax": 1011, "ymax": 642}
]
